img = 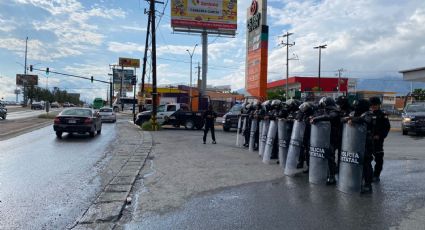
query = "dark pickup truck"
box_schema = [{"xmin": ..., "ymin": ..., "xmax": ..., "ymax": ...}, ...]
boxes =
[
  {"xmin": 135, "ymin": 103, "xmax": 205, "ymax": 130},
  {"xmin": 401, "ymin": 103, "xmax": 425, "ymax": 135}
]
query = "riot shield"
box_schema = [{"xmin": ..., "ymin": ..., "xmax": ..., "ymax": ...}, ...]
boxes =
[
  {"xmin": 240, "ymin": 116, "xmax": 247, "ymax": 147},
  {"xmin": 259, "ymin": 120, "xmax": 270, "ymax": 157},
  {"xmin": 236, "ymin": 115, "xmax": 242, "ymax": 146},
  {"xmin": 249, "ymin": 118, "xmax": 258, "ymax": 152},
  {"xmin": 309, "ymin": 121, "xmax": 332, "ymax": 184},
  {"xmin": 284, "ymin": 120, "xmax": 306, "ymax": 176},
  {"xmin": 337, "ymin": 123, "xmax": 367, "ymax": 194},
  {"xmin": 263, "ymin": 120, "xmax": 278, "ymax": 164},
  {"xmin": 258, "ymin": 120, "xmax": 263, "ymax": 156},
  {"xmin": 278, "ymin": 119, "xmax": 293, "ymax": 171}
]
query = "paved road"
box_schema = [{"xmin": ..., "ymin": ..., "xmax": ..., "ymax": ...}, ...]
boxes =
[
  {"xmin": 0, "ymin": 122, "xmax": 117, "ymax": 229},
  {"xmin": 118, "ymin": 129, "xmax": 425, "ymax": 229}
]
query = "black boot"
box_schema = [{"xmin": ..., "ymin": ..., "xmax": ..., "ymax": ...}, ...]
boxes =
[
  {"xmin": 326, "ymin": 175, "xmax": 336, "ymax": 185},
  {"xmin": 361, "ymin": 184, "xmax": 373, "ymax": 194}
]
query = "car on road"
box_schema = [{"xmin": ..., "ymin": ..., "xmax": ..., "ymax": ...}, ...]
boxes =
[
  {"xmin": 31, "ymin": 101, "xmax": 45, "ymax": 110},
  {"xmin": 98, "ymin": 107, "xmax": 116, "ymax": 123},
  {"xmin": 53, "ymin": 108, "xmax": 102, "ymax": 138},
  {"xmin": 401, "ymin": 102, "xmax": 425, "ymax": 135},
  {"xmin": 222, "ymin": 104, "xmax": 242, "ymax": 131}
]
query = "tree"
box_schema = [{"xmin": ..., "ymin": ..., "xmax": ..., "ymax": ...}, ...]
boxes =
[
  {"xmin": 267, "ymin": 89, "xmax": 286, "ymax": 101},
  {"xmin": 412, "ymin": 88, "xmax": 425, "ymax": 101}
]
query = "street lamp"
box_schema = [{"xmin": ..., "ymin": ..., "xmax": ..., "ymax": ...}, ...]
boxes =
[
  {"xmin": 186, "ymin": 44, "xmax": 198, "ymax": 111},
  {"xmin": 313, "ymin": 44, "xmax": 327, "ymax": 92}
]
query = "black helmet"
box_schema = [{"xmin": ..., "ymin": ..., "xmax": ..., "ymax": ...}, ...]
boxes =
[
  {"xmin": 254, "ymin": 101, "xmax": 262, "ymax": 109},
  {"xmin": 286, "ymin": 99, "xmax": 301, "ymax": 111},
  {"xmin": 336, "ymin": 96, "xmax": 350, "ymax": 109},
  {"xmin": 369, "ymin": 96, "xmax": 381, "ymax": 105},
  {"xmin": 319, "ymin": 97, "xmax": 336, "ymax": 108},
  {"xmin": 271, "ymin": 99, "xmax": 282, "ymax": 108},
  {"xmin": 262, "ymin": 100, "xmax": 271, "ymax": 110},
  {"xmin": 353, "ymin": 99, "xmax": 370, "ymax": 114},
  {"xmin": 299, "ymin": 102, "xmax": 313, "ymax": 113}
]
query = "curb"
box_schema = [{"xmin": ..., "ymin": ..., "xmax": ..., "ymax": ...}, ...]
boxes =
[{"xmin": 73, "ymin": 122, "xmax": 153, "ymax": 229}]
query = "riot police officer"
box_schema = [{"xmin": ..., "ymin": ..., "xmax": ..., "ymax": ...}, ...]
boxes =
[
  {"xmin": 336, "ymin": 95, "xmax": 352, "ymax": 170},
  {"xmin": 310, "ymin": 97, "xmax": 341, "ymax": 185},
  {"xmin": 251, "ymin": 101, "xmax": 263, "ymax": 150},
  {"xmin": 242, "ymin": 102, "xmax": 252, "ymax": 147},
  {"xmin": 369, "ymin": 96, "xmax": 391, "ymax": 182},
  {"xmin": 297, "ymin": 102, "xmax": 315, "ymax": 172},
  {"xmin": 345, "ymin": 99, "xmax": 374, "ymax": 193}
]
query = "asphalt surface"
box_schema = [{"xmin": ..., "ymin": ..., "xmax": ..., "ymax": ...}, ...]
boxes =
[
  {"xmin": 0, "ymin": 121, "xmax": 117, "ymax": 229},
  {"xmin": 119, "ymin": 128, "xmax": 425, "ymax": 230}
]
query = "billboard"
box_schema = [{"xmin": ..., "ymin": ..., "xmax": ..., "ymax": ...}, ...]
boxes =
[
  {"xmin": 171, "ymin": 0, "xmax": 237, "ymax": 34},
  {"xmin": 113, "ymin": 69, "xmax": 135, "ymax": 91},
  {"xmin": 16, "ymin": 74, "xmax": 38, "ymax": 86},
  {"xmin": 245, "ymin": 0, "xmax": 268, "ymax": 98},
  {"xmin": 119, "ymin": 57, "xmax": 140, "ymax": 68}
]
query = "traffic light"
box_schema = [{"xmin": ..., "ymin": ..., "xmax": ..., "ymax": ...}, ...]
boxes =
[
  {"xmin": 29, "ymin": 65, "xmax": 33, "ymax": 72},
  {"xmin": 131, "ymin": 76, "xmax": 137, "ymax": 85},
  {"xmin": 91, "ymin": 76, "xmax": 93, "ymax": 83},
  {"xmin": 46, "ymin": 67, "xmax": 49, "ymax": 75}
]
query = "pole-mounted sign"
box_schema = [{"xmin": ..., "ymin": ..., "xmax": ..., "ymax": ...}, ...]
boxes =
[{"xmin": 119, "ymin": 57, "xmax": 140, "ymax": 68}]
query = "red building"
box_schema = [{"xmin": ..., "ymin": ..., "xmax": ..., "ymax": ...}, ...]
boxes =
[{"xmin": 267, "ymin": 76, "xmax": 349, "ymax": 92}]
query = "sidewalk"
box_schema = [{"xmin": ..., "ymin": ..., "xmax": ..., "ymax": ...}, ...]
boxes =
[{"xmin": 73, "ymin": 120, "xmax": 153, "ymax": 229}]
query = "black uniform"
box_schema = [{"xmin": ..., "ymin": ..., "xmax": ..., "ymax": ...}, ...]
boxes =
[
  {"xmin": 242, "ymin": 105, "xmax": 251, "ymax": 147},
  {"xmin": 252, "ymin": 103, "xmax": 263, "ymax": 150},
  {"xmin": 371, "ymin": 109, "xmax": 390, "ymax": 180},
  {"xmin": 311, "ymin": 103, "xmax": 341, "ymax": 184},
  {"xmin": 203, "ymin": 107, "xmax": 217, "ymax": 144}
]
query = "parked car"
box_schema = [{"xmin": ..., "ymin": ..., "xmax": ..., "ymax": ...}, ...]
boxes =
[
  {"xmin": 0, "ymin": 106, "xmax": 7, "ymax": 119},
  {"xmin": 31, "ymin": 101, "xmax": 45, "ymax": 110},
  {"xmin": 98, "ymin": 107, "xmax": 116, "ymax": 123},
  {"xmin": 222, "ymin": 104, "xmax": 242, "ymax": 131},
  {"xmin": 50, "ymin": 102, "xmax": 60, "ymax": 108},
  {"xmin": 401, "ymin": 103, "xmax": 425, "ymax": 135},
  {"xmin": 53, "ymin": 108, "xmax": 102, "ymax": 138}
]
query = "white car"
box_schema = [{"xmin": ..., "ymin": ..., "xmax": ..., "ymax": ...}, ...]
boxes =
[{"xmin": 98, "ymin": 107, "xmax": 116, "ymax": 123}]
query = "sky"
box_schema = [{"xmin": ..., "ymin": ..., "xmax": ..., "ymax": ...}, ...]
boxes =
[{"xmin": 1, "ymin": 0, "xmax": 425, "ymax": 102}]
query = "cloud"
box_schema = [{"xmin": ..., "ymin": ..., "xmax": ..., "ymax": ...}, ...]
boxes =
[
  {"xmin": 0, "ymin": 17, "xmax": 17, "ymax": 32},
  {"xmin": 107, "ymin": 42, "xmax": 145, "ymax": 53}
]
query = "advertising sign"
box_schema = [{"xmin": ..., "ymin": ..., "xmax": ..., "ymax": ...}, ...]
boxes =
[
  {"xmin": 119, "ymin": 57, "xmax": 140, "ymax": 68},
  {"xmin": 16, "ymin": 74, "xmax": 38, "ymax": 86},
  {"xmin": 113, "ymin": 69, "xmax": 135, "ymax": 91},
  {"xmin": 171, "ymin": 0, "xmax": 237, "ymax": 33},
  {"xmin": 245, "ymin": 0, "xmax": 268, "ymax": 98}
]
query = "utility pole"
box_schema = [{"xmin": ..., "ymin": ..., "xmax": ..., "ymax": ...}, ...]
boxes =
[
  {"xmin": 314, "ymin": 44, "xmax": 327, "ymax": 92},
  {"xmin": 23, "ymin": 37, "xmax": 28, "ymax": 105},
  {"xmin": 186, "ymin": 44, "xmax": 197, "ymax": 111},
  {"xmin": 337, "ymin": 68, "xmax": 345, "ymax": 94},
  {"xmin": 197, "ymin": 62, "xmax": 201, "ymax": 90},
  {"xmin": 280, "ymin": 32, "xmax": 295, "ymax": 100},
  {"xmin": 149, "ymin": 0, "xmax": 164, "ymax": 130},
  {"xmin": 141, "ymin": 8, "xmax": 152, "ymax": 99}
]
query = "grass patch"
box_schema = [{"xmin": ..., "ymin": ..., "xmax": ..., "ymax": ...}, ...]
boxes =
[
  {"xmin": 141, "ymin": 120, "xmax": 162, "ymax": 131},
  {"xmin": 38, "ymin": 112, "xmax": 59, "ymax": 119}
]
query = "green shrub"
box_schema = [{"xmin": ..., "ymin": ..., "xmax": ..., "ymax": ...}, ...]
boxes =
[
  {"xmin": 38, "ymin": 112, "xmax": 59, "ymax": 119},
  {"xmin": 141, "ymin": 120, "xmax": 162, "ymax": 131}
]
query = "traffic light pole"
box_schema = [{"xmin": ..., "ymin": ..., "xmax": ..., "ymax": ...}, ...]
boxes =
[{"xmin": 29, "ymin": 66, "xmax": 113, "ymax": 106}]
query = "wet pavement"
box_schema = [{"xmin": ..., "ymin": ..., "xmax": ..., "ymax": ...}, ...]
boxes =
[
  {"xmin": 119, "ymin": 128, "xmax": 425, "ymax": 230},
  {"xmin": 0, "ymin": 122, "xmax": 117, "ymax": 229}
]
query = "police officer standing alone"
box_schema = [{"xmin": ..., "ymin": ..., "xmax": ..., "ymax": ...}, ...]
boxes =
[
  {"xmin": 369, "ymin": 97, "xmax": 391, "ymax": 182},
  {"xmin": 203, "ymin": 104, "xmax": 217, "ymax": 144}
]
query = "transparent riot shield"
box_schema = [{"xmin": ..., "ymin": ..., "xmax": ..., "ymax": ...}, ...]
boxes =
[
  {"xmin": 263, "ymin": 120, "xmax": 278, "ymax": 164},
  {"xmin": 258, "ymin": 120, "xmax": 263, "ymax": 156},
  {"xmin": 284, "ymin": 120, "xmax": 306, "ymax": 176},
  {"xmin": 249, "ymin": 118, "xmax": 258, "ymax": 152},
  {"xmin": 309, "ymin": 121, "xmax": 331, "ymax": 184},
  {"xmin": 278, "ymin": 119, "xmax": 293, "ymax": 171},
  {"xmin": 259, "ymin": 120, "xmax": 270, "ymax": 157},
  {"xmin": 337, "ymin": 123, "xmax": 367, "ymax": 194}
]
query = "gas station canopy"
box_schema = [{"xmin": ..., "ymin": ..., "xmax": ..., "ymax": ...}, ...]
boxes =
[{"xmin": 399, "ymin": 67, "xmax": 425, "ymax": 82}]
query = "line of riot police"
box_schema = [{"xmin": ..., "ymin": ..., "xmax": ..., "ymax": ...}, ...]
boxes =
[{"xmin": 236, "ymin": 96, "xmax": 390, "ymax": 194}]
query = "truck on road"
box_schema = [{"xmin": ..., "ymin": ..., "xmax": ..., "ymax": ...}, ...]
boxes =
[{"xmin": 135, "ymin": 103, "xmax": 205, "ymax": 130}]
